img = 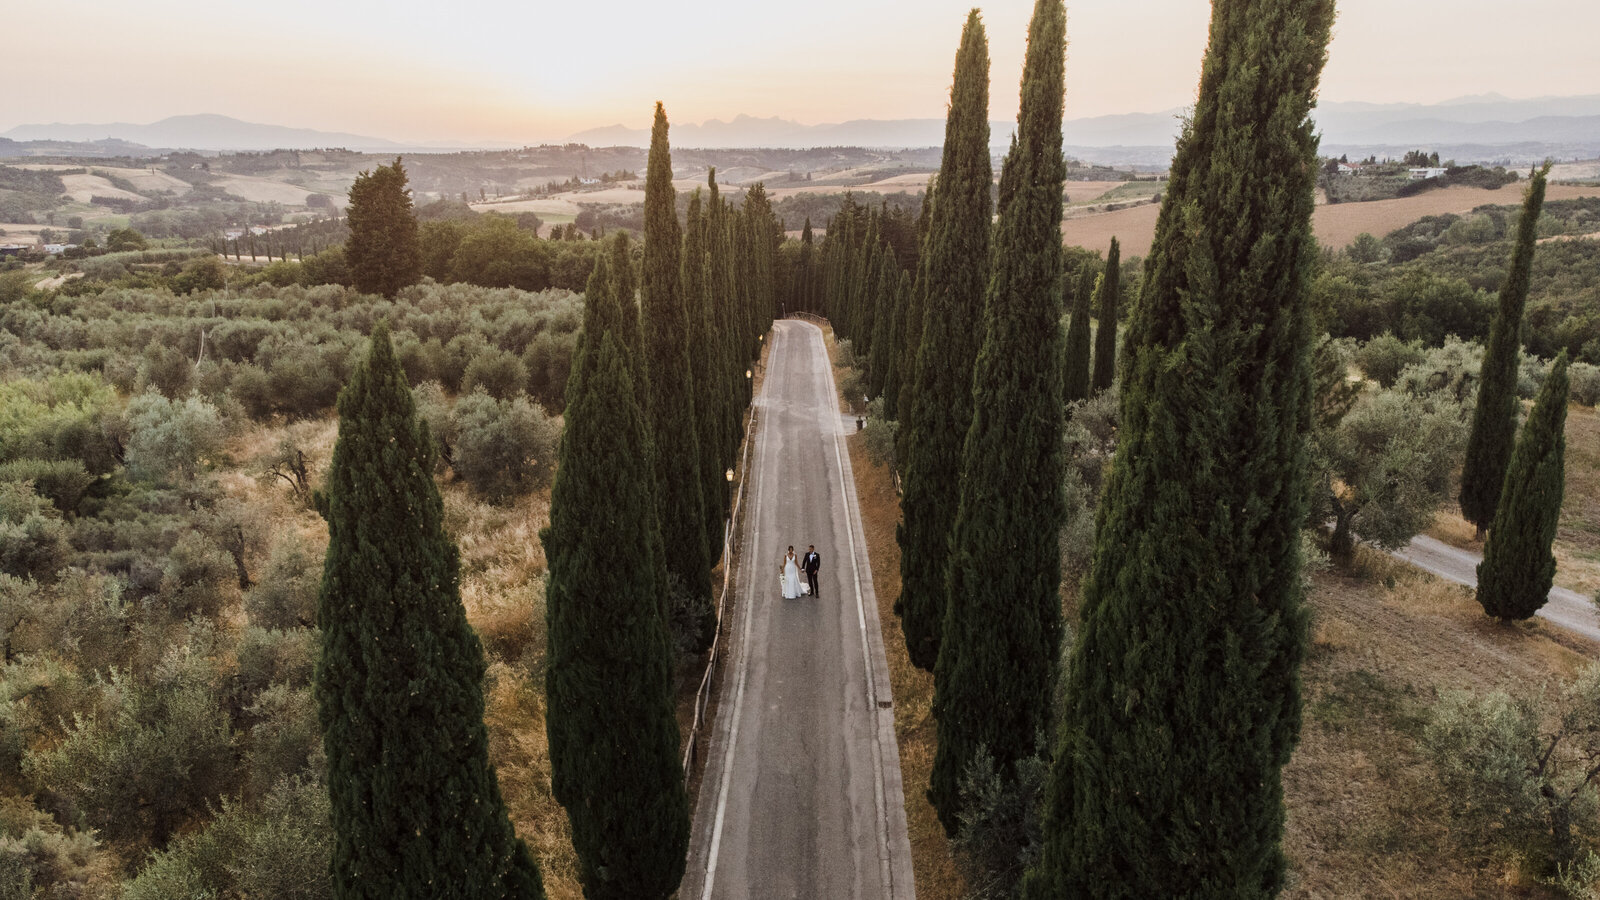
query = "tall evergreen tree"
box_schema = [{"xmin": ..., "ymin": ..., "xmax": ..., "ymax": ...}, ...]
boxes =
[
  {"xmin": 682, "ymin": 191, "xmax": 727, "ymax": 569},
  {"xmin": 345, "ymin": 158, "xmax": 422, "ymax": 298},
  {"xmin": 1459, "ymin": 166, "xmax": 1551, "ymax": 535},
  {"xmin": 928, "ymin": 0, "xmax": 1067, "ymax": 834},
  {"xmin": 1062, "ymin": 263, "xmax": 1095, "ymax": 404},
  {"xmin": 798, "ymin": 218, "xmax": 817, "ymax": 313},
  {"xmin": 1477, "ymin": 352, "xmax": 1569, "ymax": 621},
  {"xmin": 641, "ymin": 103, "xmax": 713, "ymax": 609},
  {"xmin": 1026, "ymin": 0, "xmax": 1334, "ymax": 893},
  {"xmin": 882, "ymin": 268, "xmax": 914, "ymax": 419},
  {"xmin": 895, "ymin": 10, "xmax": 993, "ymax": 671},
  {"xmin": 543, "ymin": 328, "xmax": 689, "ymax": 899},
  {"xmin": 707, "ymin": 173, "xmax": 745, "ymax": 467},
  {"xmin": 892, "ymin": 180, "xmax": 935, "ymax": 427},
  {"xmin": 868, "ymin": 242, "xmax": 898, "ymax": 398},
  {"xmin": 316, "ymin": 323, "xmax": 543, "ymax": 900},
  {"xmin": 1091, "ymin": 236, "xmax": 1121, "ymax": 394}
]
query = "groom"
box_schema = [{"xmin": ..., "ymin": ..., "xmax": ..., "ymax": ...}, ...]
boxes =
[{"xmin": 803, "ymin": 545, "xmax": 821, "ymax": 599}]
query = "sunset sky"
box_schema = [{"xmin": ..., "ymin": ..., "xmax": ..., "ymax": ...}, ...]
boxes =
[{"xmin": 8, "ymin": 0, "xmax": 1596, "ymax": 143}]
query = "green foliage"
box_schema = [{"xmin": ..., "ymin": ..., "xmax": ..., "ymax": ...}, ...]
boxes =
[
  {"xmin": 314, "ymin": 325, "xmax": 543, "ymax": 899},
  {"xmin": 931, "ymin": 0, "xmax": 1067, "ymax": 835},
  {"xmin": 1312, "ymin": 383, "xmax": 1468, "ymax": 563},
  {"xmin": 0, "ymin": 458, "xmax": 93, "ymax": 515},
  {"xmin": 452, "ymin": 390, "xmax": 560, "ymax": 501},
  {"xmin": 1030, "ymin": 0, "xmax": 1333, "ymax": 893},
  {"xmin": 24, "ymin": 651, "xmax": 235, "ymax": 846},
  {"xmin": 542, "ymin": 331, "xmax": 687, "ymax": 899},
  {"xmin": 1091, "ymin": 237, "xmax": 1120, "ymax": 393},
  {"xmin": 1352, "ymin": 331, "xmax": 1428, "ymax": 387},
  {"xmin": 1477, "ymin": 353, "xmax": 1569, "ymax": 620},
  {"xmin": 462, "ymin": 346, "xmax": 530, "ymax": 401},
  {"xmin": 1061, "ymin": 263, "xmax": 1095, "ymax": 404},
  {"xmin": 345, "ymin": 158, "xmax": 422, "ymax": 298},
  {"xmin": 0, "ymin": 482, "xmax": 71, "ymax": 582},
  {"xmin": 640, "ymin": 103, "xmax": 713, "ymax": 617},
  {"xmin": 954, "ymin": 742, "xmax": 1049, "ymax": 900},
  {"xmin": 896, "ymin": 9, "xmax": 992, "ymax": 672},
  {"xmin": 448, "ymin": 217, "xmax": 550, "ymax": 291},
  {"xmin": 124, "ymin": 392, "xmax": 224, "ymax": 484},
  {"xmin": 1461, "ymin": 167, "xmax": 1549, "ymax": 532},
  {"xmin": 123, "ymin": 775, "xmax": 333, "ymax": 900},
  {"xmin": 1422, "ymin": 664, "xmax": 1600, "ymax": 874}
]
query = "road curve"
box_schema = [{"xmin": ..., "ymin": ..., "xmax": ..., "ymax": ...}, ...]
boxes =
[
  {"xmin": 683, "ymin": 320, "xmax": 915, "ymax": 900},
  {"xmin": 1393, "ymin": 534, "xmax": 1600, "ymax": 642}
]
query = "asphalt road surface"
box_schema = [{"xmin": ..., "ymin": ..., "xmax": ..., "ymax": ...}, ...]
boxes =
[
  {"xmin": 683, "ymin": 320, "xmax": 915, "ymax": 900},
  {"xmin": 1393, "ymin": 534, "xmax": 1600, "ymax": 642}
]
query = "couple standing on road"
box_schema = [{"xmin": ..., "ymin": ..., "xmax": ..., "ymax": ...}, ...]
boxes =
[{"xmin": 780, "ymin": 545, "xmax": 821, "ymax": 600}]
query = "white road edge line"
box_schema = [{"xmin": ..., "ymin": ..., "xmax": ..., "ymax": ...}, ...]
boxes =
[
  {"xmin": 813, "ymin": 322, "xmax": 895, "ymax": 897},
  {"xmin": 700, "ymin": 324, "xmax": 782, "ymax": 900}
]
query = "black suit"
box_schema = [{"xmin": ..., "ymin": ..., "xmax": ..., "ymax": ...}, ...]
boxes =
[{"xmin": 803, "ymin": 551, "xmax": 821, "ymax": 597}]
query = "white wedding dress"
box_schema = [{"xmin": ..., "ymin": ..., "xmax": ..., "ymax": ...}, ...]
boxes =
[{"xmin": 782, "ymin": 556, "xmax": 802, "ymax": 599}]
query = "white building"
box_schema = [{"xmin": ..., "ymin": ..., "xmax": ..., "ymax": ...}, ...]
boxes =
[{"xmin": 1409, "ymin": 167, "xmax": 1448, "ymax": 180}]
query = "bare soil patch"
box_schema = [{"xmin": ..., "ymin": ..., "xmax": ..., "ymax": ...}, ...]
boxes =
[
  {"xmin": 1284, "ymin": 552, "xmax": 1597, "ymax": 897},
  {"xmin": 214, "ymin": 175, "xmax": 318, "ymax": 206},
  {"xmin": 1064, "ymin": 183, "xmax": 1600, "ymax": 257}
]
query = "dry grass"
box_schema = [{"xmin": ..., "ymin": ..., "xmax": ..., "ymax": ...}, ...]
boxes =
[
  {"xmin": 1063, "ymin": 183, "xmax": 1600, "ymax": 257},
  {"xmin": 1284, "ymin": 548, "xmax": 1597, "ymax": 897},
  {"xmin": 818, "ymin": 322, "xmax": 966, "ymax": 899},
  {"xmin": 1428, "ymin": 403, "xmax": 1600, "ymax": 598}
]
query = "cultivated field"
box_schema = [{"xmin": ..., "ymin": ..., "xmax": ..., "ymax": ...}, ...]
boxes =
[
  {"xmin": 1064, "ymin": 182, "xmax": 1600, "ymax": 256},
  {"xmin": 214, "ymin": 174, "xmax": 323, "ymax": 205},
  {"xmin": 58, "ymin": 172, "xmax": 144, "ymax": 203}
]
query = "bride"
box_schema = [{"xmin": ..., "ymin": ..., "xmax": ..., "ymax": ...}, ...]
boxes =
[{"xmin": 780, "ymin": 546, "xmax": 802, "ymax": 599}]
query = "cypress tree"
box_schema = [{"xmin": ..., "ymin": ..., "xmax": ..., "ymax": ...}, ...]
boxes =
[
  {"xmin": 798, "ymin": 218, "xmax": 817, "ymax": 313},
  {"xmin": 868, "ymin": 242, "xmax": 898, "ymax": 398},
  {"xmin": 1459, "ymin": 166, "xmax": 1551, "ymax": 535},
  {"xmin": 928, "ymin": 0, "xmax": 1067, "ymax": 834},
  {"xmin": 316, "ymin": 324, "xmax": 543, "ymax": 900},
  {"xmin": 1476, "ymin": 353, "xmax": 1569, "ymax": 621},
  {"xmin": 641, "ymin": 103, "xmax": 713, "ymax": 609},
  {"xmin": 895, "ymin": 10, "xmax": 993, "ymax": 671},
  {"xmin": 1026, "ymin": 0, "xmax": 1334, "ymax": 893},
  {"xmin": 882, "ymin": 268, "xmax": 914, "ymax": 419},
  {"xmin": 543, "ymin": 330, "xmax": 689, "ymax": 899},
  {"xmin": 1091, "ymin": 236, "xmax": 1121, "ymax": 394},
  {"xmin": 1062, "ymin": 263, "xmax": 1095, "ymax": 404},
  {"xmin": 682, "ymin": 191, "xmax": 726, "ymax": 565},
  {"xmin": 345, "ymin": 158, "xmax": 422, "ymax": 298},
  {"xmin": 892, "ymin": 180, "xmax": 935, "ymax": 428},
  {"xmin": 707, "ymin": 173, "xmax": 745, "ymax": 467}
]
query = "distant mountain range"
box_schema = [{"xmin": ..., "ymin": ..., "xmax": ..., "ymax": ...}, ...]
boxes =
[
  {"xmin": 5, "ymin": 96, "xmax": 1600, "ymax": 163},
  {"xmin": 0, "ymin": 114, "xmax": 408, "ymax": 153}
]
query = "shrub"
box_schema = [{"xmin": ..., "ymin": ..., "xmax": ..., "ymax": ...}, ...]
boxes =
[
  {"xmin": 954, "ymin": 743, "xmax": 1048, "ymax": 899},
  {"xmin": 246, "ymin": 532, "xmax": 323, "ymax": 630},
  {"xmin": 236, "ymin": 626, "xmax": 317, "ymax": 700},
  {"xmin": 461, "ymin": 346, "xmax": 529, "ymax": 401},
  {"xmin": 1571, "ymin": 362, "xmax": 1600, "ymax": 407},
  {"xmin": 24, "ymin": 650, "xmax": 236, "ymax": 846},
  {"xmin": 140, "ymin": 339, "xmax": 193, "ymax": 398},
  {"xmin": 124, "ymin": 393, "xmax": 224, "ymax": 483},
  {"xmin": 0, "ymin": 483, "xmax": 70, "ymax": 582},
  {"xmin": 159, "ymin": 530, "xmax": 238, "ymax": 620},
  {"xmin": 0, "ymin": 458, "xmax": 94, "ymax": 515},
  {"xmin": 1422, "ymin": 664, "xmax": 1600, "ymax": 873},
  {"xmin": 243, "ymin": 683, "xmax": 321, "ymax": 795},
  {"xmin": 522, "ymin": 329, "xmax": 576, "ymax": 410},
  {"xmin": 1353, "ymin": 333, "xmax": 1427, "ymax": 387},
  {"xmin": 451, "ymin": 390, "xmax": 559, "ymax": 500}
]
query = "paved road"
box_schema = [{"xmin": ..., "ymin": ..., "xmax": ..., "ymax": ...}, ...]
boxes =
[
  {"xmin": 683, "ymin": 320, "xmax": 915, "ymax": 900},
  {"xmin": 1393, "ymin": 534, "xmax": 1600, "ymax": 642}
]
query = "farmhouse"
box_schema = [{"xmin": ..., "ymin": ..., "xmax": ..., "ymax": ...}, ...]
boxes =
[{"xmin": 1409, "ymin": 167, "xmax": 1448, "ymax": 180}]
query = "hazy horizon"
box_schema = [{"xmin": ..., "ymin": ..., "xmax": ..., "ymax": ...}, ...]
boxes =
[{"xmin": 8, "ymin": 0, "xmax": 1598, "ymax": 145}]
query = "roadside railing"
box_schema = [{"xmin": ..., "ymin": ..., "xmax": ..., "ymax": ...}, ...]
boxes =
[{"xmin": 682, "ymin": 374, "xmax": 761, "ymax": 775}]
